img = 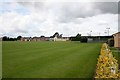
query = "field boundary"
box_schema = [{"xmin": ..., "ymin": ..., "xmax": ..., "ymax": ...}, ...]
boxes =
[{"xmin": 94, "ymin": 43, "xmax": 120, "ymax": 79}]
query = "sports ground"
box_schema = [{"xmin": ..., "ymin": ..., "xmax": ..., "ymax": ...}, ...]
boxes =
[{"xmin": 2, "ymin": 41, "xmax": 102, "ymax": 78}]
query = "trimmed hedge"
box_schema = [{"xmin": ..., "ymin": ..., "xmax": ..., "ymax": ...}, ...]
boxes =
[
  {"xmin": 95, "ymin": 43, "xmax": 119, "ymax": 79},
  {"xmin": 107, "ymin": 38, "xmax": 114, "ymax": 47},
  {"xmin": 80, "ymin": 37, "xmax": 88, "ymax": 43}
]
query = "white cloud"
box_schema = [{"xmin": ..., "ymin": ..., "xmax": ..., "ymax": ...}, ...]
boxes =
[{"xmin": 0, "ymin": 2, "xmax": 118, "ymax": 37}]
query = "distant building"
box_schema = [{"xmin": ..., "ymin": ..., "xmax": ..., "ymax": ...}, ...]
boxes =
[
  {"xmin": 21, "ymin": 37, "xmax": 32, "ymax": 41},
  {"xmin": 80, "ymin": 36, "xmax": 113, "ymax": 43},
  {"xmin": 21, "ymin": 36, "xmax": 49, "ymax": 41},
  {"xmin": 49, "ymin": 32, "xmax": 69, "ymax": 41},
  {"xmin": 53, "ymin": 37, "xmax": 69, "ymax": 41},
  {"xmin": 88, "ymin": 38, "xmax": 93, "ymax": 42},
  {"xmin": 113, "ymin": 32, "xmax": 120, "ymax": 48},
  {"xmin": 32, "ymin": 37, "xmax": 49, "ymax": 41}
]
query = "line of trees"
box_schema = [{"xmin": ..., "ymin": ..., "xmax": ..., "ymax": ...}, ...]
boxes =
[
  {"xmin": 70, "ymin": 33, "xmax": 81, "ymax": 41},
  {"xmin": 69, "ymin": 33, "xmax": 88, "ymax": 43},
  {"xmin": 2, "ymin": 36, "xmax": 17, "ymax": 41},
  {"xmin": 2, "ymin": 33, "xmax": 88, "ymax": 42},
  {"xmin": 2, "ymin": 36, "xmax": 22, "ymax": 41}
]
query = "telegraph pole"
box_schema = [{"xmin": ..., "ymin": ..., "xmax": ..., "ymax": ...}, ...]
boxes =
[
  {"xmin": 99, "ymin": 32, "xmax": 100, "ymax": 41},
  {"xmin": 106, "ymin": 27, "xmax": 110, "ymax": 36},
  {"xmin": 104, "ymin": 32, "xmax": 107, "ymax": 36},
  {"xmin": 90, "ymin": 31, "xmax": 92, "ymax": 36}
]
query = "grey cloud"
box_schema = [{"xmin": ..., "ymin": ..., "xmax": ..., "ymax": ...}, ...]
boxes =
[
  {"xmin": 95, "ymin": 2, "xmax": 118, "ymax": 14},
  {"xmin": 17, "ymin": 2, "xmax": 118, "ymax": 17},
  {"xmin": 17, "ymin": 2, "xmax": 118, "ymax": 24},
  {"xmin": 53, "ymin": 2, "xmax": 118, "ymax": 23},
  {"xmin": 15, "ymin": 28, "xmax": 28, "ymax": 33},
  {"xmin": 17, "ymin": 2, "xmax": 44, "ymax": 11},
  {"xmin": 54, "ymin": 2, "xmax": 97, "ymax": 22}
]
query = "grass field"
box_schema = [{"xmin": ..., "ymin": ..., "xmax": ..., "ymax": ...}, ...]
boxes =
[
  {"xmin": 110, "ymin": 47, "xmax": 119, "ymax": 60},
  {"xmin": 2, "ymin": 41, "xmax": 102, "ymax": 78},
  {"xmin": 110, "ymin": 47, "xmax": 120, "ymax": 66}
]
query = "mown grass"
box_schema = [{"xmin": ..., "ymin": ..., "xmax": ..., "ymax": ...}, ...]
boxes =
[
  {"xmin": 110, "ymin": 47, "xmax": 119, "ymax": 60},
  {"xmin": 2, "ymin": 41, "xmax": 101, "ymax": 78}
]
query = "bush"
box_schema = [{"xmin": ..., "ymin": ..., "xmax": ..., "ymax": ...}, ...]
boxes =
[
  {"xmin": 95, "ymin": 43, "xmax": 119, "ymax": 78},
  {"xmin": 70, "ymin": 37, "xmax": 81, "ymax": 41},
  {"xmin": 107, "ymin": 38, "xmax": 114, "ymax": 47},
  {"xmin": 80, "ymin": 37, "xmax": 88, "ymax": 43}
]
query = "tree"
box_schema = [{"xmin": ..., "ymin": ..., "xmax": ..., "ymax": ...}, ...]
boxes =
[
  {"xmin": 75, "ymin": 33, "xmax": 81, "ymax": 41},
  {"xmin": 59, "ymin": 34, "xmax": 62, "ymax": 38},
  {"xmin": 40, "ymin": 35, "xmax": 45, "ymax": 38},
  {"xmin": 76, "ymin": 33, "xmax": 81, "ymax": 38},
  {"xmin": 17, "ymin": 36, "xmax": 22, "ymax": 40},
  {"xmin": 53, "ymin": 32, "xmax": 59, "ymax": 38},
  {"xmin": 107, "ymin": 38, "xmax": 114, "ymax": 47},
  {"xmin": 2, "ymin": 36, "xmax": 8, "ymax": 41},
  {"xmin": 2, "ymin": 36, "xmax": 17, "ymax": 41}
]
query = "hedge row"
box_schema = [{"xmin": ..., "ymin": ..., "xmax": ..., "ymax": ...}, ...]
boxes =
[{"xmin": 95, "ymin": 43, "xmax": 120, "ymax": 79}]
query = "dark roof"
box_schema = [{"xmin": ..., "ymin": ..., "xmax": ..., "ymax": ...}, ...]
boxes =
[
  {"xmin": 33, "ymin": 37, "xmax": 50, "ymax": 39},
  {"xmin": 22, "ymin": 37, "xmax": 31, "ymax": 39},
  {"xmin": 113, "ymin": 32, "xmax": 120, "ymax": 35}
]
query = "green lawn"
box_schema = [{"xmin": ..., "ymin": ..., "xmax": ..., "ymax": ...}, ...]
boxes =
[
  {"xmin": 2, "ymin": 41, "xmax": 101, "ymax": 78},
  {"xmin": 110, "ymin": 47, "xmax": 120, "ymax": 67},
  {"xmin": 110, "ymin": 47, "xmax": 119, "ymax": 60}
]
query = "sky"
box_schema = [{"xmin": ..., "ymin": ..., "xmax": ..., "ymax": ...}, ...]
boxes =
[{"xmin": 0, "ymin": 0, "xmax": 119, "ymax": 37}]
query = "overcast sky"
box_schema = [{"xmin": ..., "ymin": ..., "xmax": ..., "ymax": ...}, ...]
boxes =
[{"xmin": 0, "ymin": 0, "xmax": 119, "ymax": 37}]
